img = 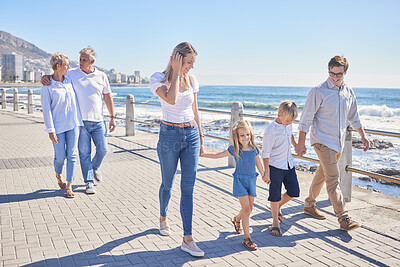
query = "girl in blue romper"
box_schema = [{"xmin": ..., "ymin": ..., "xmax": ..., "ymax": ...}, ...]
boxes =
[{"xmin": 202, "ymin": 120, "xmax": 265, "ymax": 250}]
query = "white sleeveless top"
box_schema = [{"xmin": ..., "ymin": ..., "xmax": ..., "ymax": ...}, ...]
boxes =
[{"xmin": 149, "ymin": 72, "xmax": 199, "ymax": 123}]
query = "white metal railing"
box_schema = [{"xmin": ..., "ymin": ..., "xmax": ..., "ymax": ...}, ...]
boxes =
[{"xmin": 2, "ymin": 89, "xmax": 399, "ymax": 201}]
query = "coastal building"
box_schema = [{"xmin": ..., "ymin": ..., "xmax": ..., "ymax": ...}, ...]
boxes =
[
  {"xmin": 121, "ymin": 74, "xmax": 127, "ymax": 83},
  {"xmin": 107, "ymin": 68, "xmax": 122, "ymax": 83},
  {"xmin": 134, "ymin": 70, "xmax": 141, "ymax": 84},
  {"xmin": 34, "ymin": 70, "xmax": 45, "ymax": 82},
  {"xmin": 1, "ymin": 52, "xmax": 23, "ymax": 82},
  {"xmin": 128, "ymin": 75, "xmax": 135, "ymax": 84},
  {"xmin": 23, "ymin": 70, "xmax": 35, "ymax": 82}
]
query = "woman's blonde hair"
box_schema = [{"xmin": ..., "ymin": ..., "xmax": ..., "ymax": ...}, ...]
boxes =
[
  {"xmin": 231, "ymin": 120, "xmax": 258, "ymax": 157},
  {"xmin": 50, "ymin": 53, "xmax": 69, "ymax": 71},
  {"xmin": 162, "ymin": 42, "xmax": 197, "ymax": 88}
]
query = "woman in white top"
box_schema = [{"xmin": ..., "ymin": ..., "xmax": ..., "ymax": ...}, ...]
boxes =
[
  {"xmin": 150, "ymin": 42, "xmax": 204, "ymax": 257},
  {"xmin": 41, "ymin": 53, "xmax": 83, "ymax": 198}
]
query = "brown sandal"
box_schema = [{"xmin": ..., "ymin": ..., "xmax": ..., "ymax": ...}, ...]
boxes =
[
  {"xmin": 66, "ymin": 188, "xmax": 75, "ymax": 198},
  {"xmin": 56, "ymin": 174, "xmax": 66, "ymax": 189},
  {"xmin": 231, "ymin": 217, "xmax": 242, "ymax": 234},
  {"xmin": 242, "ymin": 238, "xmax": 258, "ymax": 250}
]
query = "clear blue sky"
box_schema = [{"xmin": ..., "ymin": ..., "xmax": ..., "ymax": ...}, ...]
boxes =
[{"xmin": 1, "ymin": 0, "xmax": 399, "ymax": 88}]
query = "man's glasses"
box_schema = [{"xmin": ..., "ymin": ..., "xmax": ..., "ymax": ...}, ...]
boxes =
[{"xmin": 329, "ymin": 71, "xmax": 344, "ymax": 78}]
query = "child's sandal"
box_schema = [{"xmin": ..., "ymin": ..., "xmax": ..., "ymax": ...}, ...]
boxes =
[
  {"xmin": 242, "ymin": 238, "xmax": 258, "ymax": 250},
  {"xmin": 56, "ymin": 174, "xmax": 66, "ymax": 189},
  {"xmin": 231, "ymin": 217, "xmax": 242, "ymax": 234}
]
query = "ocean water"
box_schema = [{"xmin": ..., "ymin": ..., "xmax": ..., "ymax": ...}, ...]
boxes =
[{"xmin": 20, "ymin": 85, "xmax": 400, "ymax": 197}]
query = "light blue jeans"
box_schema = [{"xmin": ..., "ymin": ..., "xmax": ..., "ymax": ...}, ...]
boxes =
[
  {"xmin": 78, "ymin": 120, "xmax": 108, "ymax": 183},
  {"xmin": 157, "ymin": 121, "xmax": 200, "ymax": 236},
  {"xmin": 52, "ymin": 127, "xmax": 79, "ymax": 182}
]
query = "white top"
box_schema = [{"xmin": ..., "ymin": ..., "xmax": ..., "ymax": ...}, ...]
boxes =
[
  {"xmin": 298, "ymin": 78, "xmax": 362, "ymax": 153},
  {"xmin": 41, "ymin": 77, "xmax": 83, "ymax": 134},
  {"xmin": 261, "ymin": 120, "xmax": 295, "ymax": 170},
  {"xmin": 67, "ymin": 67, "xmax": 111, "ymax": 122},
  {"xmin": 149, "ymin": 72, "xmax": 199, "ymax": 123}
]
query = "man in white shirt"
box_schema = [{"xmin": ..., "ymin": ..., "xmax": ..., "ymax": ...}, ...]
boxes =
[
  {"xmin": 296, "ymin": 56, "xmax": 369, "ymax": 231},
  {"xmin": 42, "ymin": 47, "xmax": 116, "ymax": 194}
]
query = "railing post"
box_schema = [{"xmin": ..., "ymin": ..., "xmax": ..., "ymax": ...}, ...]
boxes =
[
  {"xmin": 228, "ymin": 101, "xmax": 244, "ymax": 167},
  {"xmin": 13, "ymin": 88, "xmax": 19, "ymax": 111},
  {"xmin": 1, "ymin": 89, "xmax": 6, "ymax": 109},
  {"xmin": 125, "ymin": 94, "xmax": 135, "ymax": 136},
  {"xmin": 339, "ymin": 128, "xmax": 353, "ymax": 202},
  {"xmin": 28, "ymin": 89, "xmax": 33, "ymax": 114}
]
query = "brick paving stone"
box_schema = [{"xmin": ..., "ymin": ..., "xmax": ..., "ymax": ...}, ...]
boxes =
[{"xmin": 1, "ymin": 110, "xmax": 400, "ymax": 266}]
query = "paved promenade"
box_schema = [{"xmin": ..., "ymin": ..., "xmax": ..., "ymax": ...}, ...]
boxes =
[{"xmin": 0, "ymin": 109, "xmax": 399, "ymax": 267}]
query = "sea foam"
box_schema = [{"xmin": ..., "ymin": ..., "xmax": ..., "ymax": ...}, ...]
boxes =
[{"xmin": 358, "ymin": 105, "xmax": 400, "ymax": 117}]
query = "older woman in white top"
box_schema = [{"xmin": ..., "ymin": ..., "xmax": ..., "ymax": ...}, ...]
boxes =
[
  {"xmin": 150, "ymin": 42, "xmax": 204, "ymax": 257},
  {"xmin": 41, "ymin": 53, "xmax": 83, "ymax": 198}
]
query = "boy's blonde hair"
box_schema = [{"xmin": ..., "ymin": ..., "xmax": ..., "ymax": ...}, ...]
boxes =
[
  {"xmin": 278, "ymin": 100, "xmax": 298, "ymax": 121},
  {"xmin": 231, "ymin": 120, "xmax": 258, "ymax": 157},
  {"xmin": 50, "ymin": 53, "xmax": 69, "ymax": 71}
]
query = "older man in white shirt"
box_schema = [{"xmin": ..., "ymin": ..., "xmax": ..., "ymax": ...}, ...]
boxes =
[
  {"xmin": 42, "ymin": 47, "xmax": 116, "ymax": 194},
  {"xmin": 296, "ymin": 56, "xmax": 370, "ymax": 231}
]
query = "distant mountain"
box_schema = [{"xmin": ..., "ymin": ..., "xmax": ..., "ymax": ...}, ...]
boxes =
[
  {"xmin": 0, "ymin": 30, "xmax": 108, "ymax": 74},
  {"xmin": 0, "ymin": 30, "xmax": 51, "ymax": 59},
  {"xmin": 0, "ymin": 30, "xmax": 113, "ymax": 76}
]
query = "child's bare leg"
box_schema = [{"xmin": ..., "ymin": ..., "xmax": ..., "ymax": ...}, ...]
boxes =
[
  {"xmin": 270, "ymin": 201, "xmax": 280, "ymax": 228},
  {"xmin": 248, "ymin": 196, "xmax": 255, "ymax": 211},
  {"xmin": 235, "ymin": 209, "xmax": 243, "ymax": 222},
  {"xmin": 278, "ymin": 193, "xmax": 293, "ymax": 210},
  {"xmin": 236, "ymin": 196, "xmax": 254, "ymax": 221},
  {"xmin": 269, "ymin": 201, "xmax": 283, "ymax": 236},
  {"xmin": 238, "ymin": 196, "xmax": 252, "ymax": 239}
]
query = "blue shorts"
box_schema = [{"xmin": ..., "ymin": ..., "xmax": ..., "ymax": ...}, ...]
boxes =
[
  {"xmin": 233, "ymin": 177, "xmax": 257, "ymax": 198},
  {"xmin": 268, "ymin": 165, "xmax": 300, "ymax": 202}
]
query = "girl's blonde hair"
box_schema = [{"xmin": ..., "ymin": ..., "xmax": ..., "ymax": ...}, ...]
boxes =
[
  {"xmin": 162, "ymin": 42, "xmax": 197, "ymax": 88},
  {"xmin": 231, "ymin": 120, "xmax": 258, "ymax": 157}
]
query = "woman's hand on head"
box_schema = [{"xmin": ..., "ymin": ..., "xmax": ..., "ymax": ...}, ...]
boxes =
[{"xmin": 170, "ymin": 50, "xmax": 183, "ymax": 72}]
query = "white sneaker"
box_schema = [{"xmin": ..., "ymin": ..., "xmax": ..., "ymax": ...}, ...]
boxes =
[
  {"xmin": 159, "ymin": 220, "xmax": 171, "ymax": 236},
  {"xmin": 181, "ymin": 240, "xmax": 204, "ymax": 257},
  {"xmin": 93, "ymin": 169, "xmax": 102, "ymax": 182},
  {"xmin": 85, "ymin": 182, "xmax": 96, "ymax": 194}
]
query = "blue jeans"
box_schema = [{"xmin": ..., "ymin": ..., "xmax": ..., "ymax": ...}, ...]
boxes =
[
  {"xmin": 78, "ymin": 121, "xmax": 108, "ymax": 183},
  {"xmin": 157, "ymin": 122, "xmax": 200, "ymax": 236},
  {"xmin": 52, "ymin": 127, "xmax": 79, "ymax": 183}
]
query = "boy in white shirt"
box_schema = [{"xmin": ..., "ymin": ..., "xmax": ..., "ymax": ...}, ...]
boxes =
[{"xmin": 262, "ymin": 100, "xmax": 300, "ymax": 236}]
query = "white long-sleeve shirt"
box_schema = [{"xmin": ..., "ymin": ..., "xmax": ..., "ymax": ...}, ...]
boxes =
[
  {"xmin": 41, "ymin": 77, "xmax": 83, "ymax": 134},
  {"xmin": 261, "ymin": 120, "xmax": 295, "ymax": 170},
  {"xmin": 298, "ymin": 78, "xmax": 362, "ymax": 153}
]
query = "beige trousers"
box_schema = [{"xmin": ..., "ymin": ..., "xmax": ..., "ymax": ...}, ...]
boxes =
[{"xmin": 304, "ymin": 143, "xmax": 348, "ymax": 220}]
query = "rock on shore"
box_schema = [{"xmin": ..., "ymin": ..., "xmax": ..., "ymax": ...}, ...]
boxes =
[{"xmin": 352, "ymin": 137, "xmax": 394, "ymax": 149}]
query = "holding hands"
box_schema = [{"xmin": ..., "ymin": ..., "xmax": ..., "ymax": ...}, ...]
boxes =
[
  {"xmin": 262, "ymin": 170, "xmax": 271, "ymax": 185},
  {"xmin": 295, "ymin": 143, "xmax": 307, "ymax": 157}
]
